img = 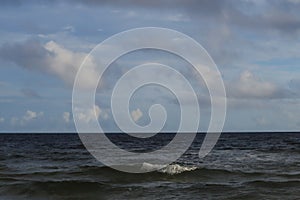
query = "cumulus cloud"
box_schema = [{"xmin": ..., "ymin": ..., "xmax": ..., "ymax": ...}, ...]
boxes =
[
  {"xmin": 44, "ymin": 41, "xmax": 99, "ymax": 89},
  {"xmin": 75, "ymin": 105, "xmax": 108, "ymax": 123},
  {"xmin": 0, "ymin": 0, "xmax": 299, "ymax": 132},
  {"xmin": 78, "ymin": 105, "xmax": 100, "ymax": 123},
  {"xmin": 22, "ymin": 110, "xmax": 43, "ymax": 124},
  {"xmin": 0, "ymin": 40, "xmax": 99, "ymax": 89},
  {"xmin": 131, "ymin": 108, "xmax": 143, "ymax": 122},
  {"xmin": 62, "ymin": 25, "xmax": 75, "ymax": 33},
  {"xmin": 63, "ymin": 112, "xmax": 70, "ymax": 123},
  {"xmin": 227, "ymin": 70, "xmax": 287, "ymax": 99},
  {"xmin": 0, "ymin": 39, "xmax": 49, "ymax": 71},
  {"xmin": 11, "ymin": 110, "xmax": 44, "ymax": 126}
]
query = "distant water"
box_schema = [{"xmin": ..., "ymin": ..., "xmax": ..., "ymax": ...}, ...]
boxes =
[{"xmin": 0, "ymin": 133, "xmax": 300, "ymax": 199}]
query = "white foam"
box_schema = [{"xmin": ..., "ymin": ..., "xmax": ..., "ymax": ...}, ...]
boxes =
[
  {"xmin": 141, "ymin": 162, "xmax": 197, "ymax": 175},
  {"xmin": 140, "ymin": 162, "xmax": 166, "ymax": 172},
  {"xmin": 159, "ymin": 164, "xmax": 197, "ymax": 175}
]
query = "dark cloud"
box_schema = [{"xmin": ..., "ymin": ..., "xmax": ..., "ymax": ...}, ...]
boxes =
[
  {"xmin": 0, "ymin": 39, "xmax": 51, "ymax": 71},
  {"xmin": 20, "ymin": 88, "xmax": 42, "ymax": 98},
  {"xmin": 289, "ymin": 78, "xmax": 300, "ymax": 88},
  {"xmin": 100, "ymin": 0, "xmax": 299, "ymax": 34},
  {"xmin": 289, "ymin": 78, "xmax": 300, "ymax": 96},
  {"xmin": 229, "ymin": 3, "xmax": 300, "ymax": 34},
  {"xmin": 3, "ymin": 0, "xmax": 299, "ymax": 34},
  {"xmin": 73, "ymin": 0, "xmax": 229, "ymax": 14},
  {"xmin": 0, "ymin": 39, "xmax": 98, "ymax": 88}
]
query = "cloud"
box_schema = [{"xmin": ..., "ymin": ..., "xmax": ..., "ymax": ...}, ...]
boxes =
[
  {"xmin": 0, "ymin": 117, "xmax": 4, "ymax": 123},
  {"xmin": 131, "ymin": 108, "xmax": 143, "ymax": 122},
  {"xmin": 44, "ymin": 41, "xmax": 99, "ymax": 89},
  {"xmin": 63, "ymin": 112, "xmax": 70, "ymax": 123},
  {"xmin": 22, "ymin": 110, "xmax": 43, "ymax": 123},
  {"xmin": 0, "ymin": 39, "xmax": 50, "ymax": 71},
  {"xmin": 77, "ymin": 105, "xmax": 100, "ymax": 123},
  {"xmin": 10, "ymin": 0, "xmax": 299, "ymax": 34},
  {"xmin": 0, "ymin": 39, "xmax": 99, "ymax": 89},
  {"xmin": 11, "ymin": 110, "xmax": 44, "ymax": 126},
  {"xmin": 62, "ymin": 25, "xmax": 75, "ymax": 33},
  {"xmin": 227, "ymin": 70, "xmax": 288, "ymax": 99},
  {"xmin": 289, "ymin": 78, "xmax": 300, "ymax": 92},
  {"xmin": 75, "ymin": 105, "xmax": 109, "ymax": 124},
  {"xmin": 2, "ymin": 1, "xmax": 300, "ymax": 34},
  {"xmin": 20, "ymin": 88, "xmax": 41, "ymax": 98}
]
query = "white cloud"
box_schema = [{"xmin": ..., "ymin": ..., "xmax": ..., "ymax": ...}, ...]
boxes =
[
  {"xmin": 0, "ymin": 117, "xmax": 4, "ymax": 123},
  {"xmin": 131, "ymin": 108, "xmax": 143, "ymax": 122},
  {"xmin": 166, "ymin": 14, "xmax": 189, "ymax": 22},
  {"xmin": 11, "ymin": 110, "xmax": 44, "ymax": 126},
  {"xmin": 0, "ymin": 39, "xmax": 100, "ymax": 89},
  {"xmin": 101, "ymin": 111, "xmax": 109, "ymax": 120},
  {"xmin": 21, "ymin": 110, "xmax": 43, "ymax": 124},
  {"xmin": 75, "ymin": 105, "xmax": 109, "ymax": 123},
  {"xmin": 228, "ymin": 70, "xmax": 278, "ymax": 99},
  {"xmin": 44, "ymin": 41, "xmax": 99, "ymax": 89},
  {"xmin": 63, "ymin": 112, "xmax": 70, "ymax": 123},
  {"xmin": 62, "ymin": 25, "xmax": 75, "ymax": 33}
]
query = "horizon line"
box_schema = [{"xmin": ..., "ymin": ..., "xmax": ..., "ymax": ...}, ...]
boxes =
[{"xmin": 0, "ymin": 131, "xmax": 300, "ymax": 134}]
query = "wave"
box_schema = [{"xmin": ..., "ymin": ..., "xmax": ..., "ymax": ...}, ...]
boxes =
[
  {"xmin": 141, "ymin": 162, "xmax": 198, "ymax": 175},
  {"xmin": 2, "ymin": 162, "xmax": 299, "ymax": 186},
  {"xmin": 0, "ymin": 180, "xmax": 113, "ymax": 199},
  {"xmin": 4, "ymin": 162, "xmax": 294, "ymax": 178},
  {"xmin": 245, "ymin": 180, "xmax": 300, "ymax": 188}
]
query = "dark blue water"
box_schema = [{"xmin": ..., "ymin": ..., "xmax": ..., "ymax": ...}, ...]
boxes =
[{"xmin": 0, "ymin": 133, "xmax": 300, "ymax": 199}]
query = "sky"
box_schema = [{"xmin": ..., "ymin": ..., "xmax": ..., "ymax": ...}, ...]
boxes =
[{"xmin": 0, "ymin": 0, "xmax": 300, "ymax": 132}]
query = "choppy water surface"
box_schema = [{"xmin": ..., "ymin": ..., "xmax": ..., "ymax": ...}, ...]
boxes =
[{"xmin": 0, "ymin": 133, "xmax": 300, "ymax": 199}]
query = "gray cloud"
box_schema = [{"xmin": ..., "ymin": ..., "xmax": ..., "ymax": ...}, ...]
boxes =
[
  {"xmin": 229, "ymin": 1, "xmax": 300, "ymax": 34},
  {"xmin": 2, "ymin": 0, "xmax": 298, "ymax": 75},
  {"xmin": 289, "ymin": 78, "xmax": 300, "ymax": 96},
  {"xmin": 20, "ymin": 88, "xmax": 42, "ymax": 99},
  {"xmin": 3, "ymin": 0, "xmax": 299, "ymax": 34},
  {"xmin": 0, "ymin": 39, "xmax": 50, "ymax": 71},
  {"xmin": 70, "ymin": 0, "xmax": 300, "ymax": 33},
  {"xmin": 289, "ymin": 78, "xmax": 300, "ymax": 89},
  {"xmin": 0, "ymin": 39, "xmax": 98, "ymax": 88},
  {"xmin": 227, "ymin": 70, "xmax": 293, "ymax": 99}
]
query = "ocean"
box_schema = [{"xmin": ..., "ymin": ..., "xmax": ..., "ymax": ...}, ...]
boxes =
[{"xmin": 0, "ymin": 133, "xmax": 299, "ymax": 199}]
